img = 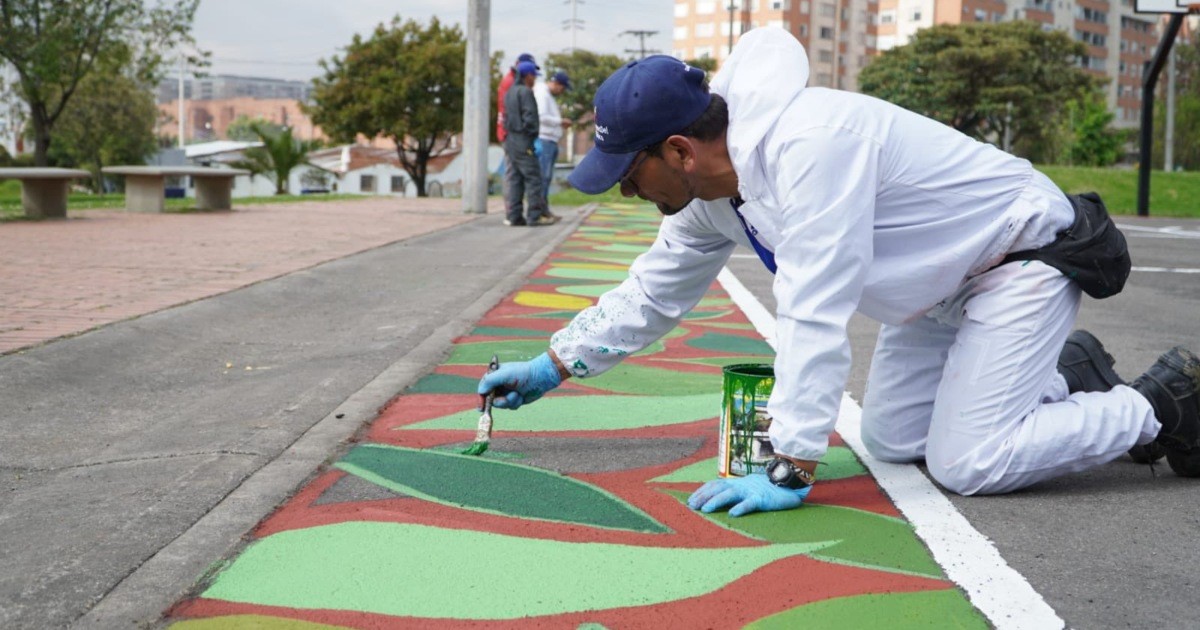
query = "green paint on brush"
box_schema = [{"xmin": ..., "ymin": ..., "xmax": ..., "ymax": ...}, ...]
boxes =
[
  {"xmin": 201, "ymin": 521, "xmax": 835, "ymax": 619},
  {"xmin": 337, "ymin": 445, "xmax": 668, "ymax": 532},
  {"xmin": 745, "ymin": 589, "xmax": 988, "ymax": 629},
  {"xmin": 405, "ymin": 393, "xmax": 719, "ymax": 432},
  {"xmin": 169, "ymin": 615, "xmax": 347, "ymax": 629}
]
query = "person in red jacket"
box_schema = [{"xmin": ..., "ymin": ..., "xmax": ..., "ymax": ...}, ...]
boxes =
[{"xmin": 497, "ymin": 53, "xmax": 538, "ymax": 142}]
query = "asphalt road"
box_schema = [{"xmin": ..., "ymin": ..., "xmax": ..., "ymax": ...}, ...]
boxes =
[{"xmin": 726, "ymin": 215, "xmax": 1200, "ymax": 630}]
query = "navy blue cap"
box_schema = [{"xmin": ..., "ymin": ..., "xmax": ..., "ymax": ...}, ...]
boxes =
[
  {"xmin": 568, "ymin": 56, "xmax": 710, "ymax": 194},
  {"xmin": 517, "ymin": 52, "xmax": 540, "ymax": 69},
  {"xmin": 551, "ymin": 71, "xmax": 571, "ymax": 90},
  {"xmin": 516, "ymin": 61, "xmax": 539, "ymax": 78}
]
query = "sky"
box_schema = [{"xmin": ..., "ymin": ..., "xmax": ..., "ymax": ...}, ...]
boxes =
[{"xmin": 191, "ymin": 0, "xmax": 676, "ymax": 82}]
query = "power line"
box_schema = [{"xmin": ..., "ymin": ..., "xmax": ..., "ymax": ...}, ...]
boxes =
[{"xmin": 621, "ymin": 30, "xmax": 660, "ymax": 58}]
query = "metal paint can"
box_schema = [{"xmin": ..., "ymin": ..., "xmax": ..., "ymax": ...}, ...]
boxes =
[{"xmin": 718, "ymin": 363, "xmax": 775, "ymax": 477}]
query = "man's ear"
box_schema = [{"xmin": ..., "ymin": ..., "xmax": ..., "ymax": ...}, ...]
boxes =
[{"xmin": 665, "ymin": 135, "xmax": 697, "ymax": 172}]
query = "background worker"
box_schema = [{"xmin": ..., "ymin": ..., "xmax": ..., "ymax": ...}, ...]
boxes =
[
  {"xmin": 502, "ymin": 61, "xmax": 557, "ymax": 227},
  {"xmin": 534, "ymin": 71, "xmax": 573, "ymax": 216},
  {"xmin": 478, "ymin": 27, "xmax": 1200, "ymax": 516}
]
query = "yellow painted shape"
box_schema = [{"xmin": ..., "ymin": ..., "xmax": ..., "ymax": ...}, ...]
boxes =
[{"xmin": 513, "ymin": 291, "xmax": 593, "ymax": 310}]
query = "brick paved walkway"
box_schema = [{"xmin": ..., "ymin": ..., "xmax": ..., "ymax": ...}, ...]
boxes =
[{"xmin": 0, "ymin": 197, "xmax": 498, "ymax": 354}]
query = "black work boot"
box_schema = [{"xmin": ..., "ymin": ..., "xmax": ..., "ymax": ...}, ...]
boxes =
[
  {"xmin": 1058, "ymin": 330, "xmax": 1124, "ymax": 394},
  {"xmin": 1057, "ymin": 330, "xmax": 1165, "ymax": 464},
  {"xmin": 1129, "ymin": 346, "xmax": 1200, "ymax": 477}
]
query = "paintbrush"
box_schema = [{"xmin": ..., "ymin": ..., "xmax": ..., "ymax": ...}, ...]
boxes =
[{"xmin": 462, "ymin": 354, "xmax": 500, "ymax": 456}]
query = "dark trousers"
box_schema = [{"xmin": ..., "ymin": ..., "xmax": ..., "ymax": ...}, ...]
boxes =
[{"xmin": 503, "ymin": 140, "xmax": 546, "ymax": 223}]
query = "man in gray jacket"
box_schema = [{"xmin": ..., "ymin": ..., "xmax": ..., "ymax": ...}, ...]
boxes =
[{"xmin": 503, "ymin": 61, "xmax": 558, "ymax": 226}]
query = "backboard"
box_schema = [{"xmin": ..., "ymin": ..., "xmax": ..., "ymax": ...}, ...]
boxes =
[{"xmin": 1135, "ymin": 0, "xmax": 1188, "ymax": 12}]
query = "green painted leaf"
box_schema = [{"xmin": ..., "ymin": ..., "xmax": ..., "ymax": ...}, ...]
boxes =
[
  {"xmin": 746, "ymin": 589, "xmax": 987, "ymax": 629},
  {"xmin": 403, "ymin": 393, "xmax": 719, "ymax": 432},
  {"xmin": 582, "ymin": 362, "xmax": 719, "ymax": 395},
  {"xmin": 692, "ymin": 500, "xmax": 943, "ymax": 578},
  {"xmin": 446, "ymin": 339, "xmax": 553, "ymax": 365},
  {"xmin": 649, "ymin": 447, "xmax": 864, "ymax": 484},
  {"xmin": 202, "ymin": 521, "xmax": 835, "ymax": 619},
  {"xmin": 545, "ymin": 267, "xmax": 631, "ymax": 281},
  {"xmin": 337, "ymin": 445, "xmax": 668, "ymax": 532},
  {"xmin": 685, "ymin": 332, "xmax": 776, "ymax": 356}
]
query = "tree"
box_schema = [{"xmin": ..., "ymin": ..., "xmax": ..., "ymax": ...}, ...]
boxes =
[
  {"xmin": 226, "ymin": 115, "xmax": 284, "ymax": 142},
  {"xmin": 306, "ymin": 16, "xmax": 464, "ymax": 197},
  {"xmin": 859, "ymin": 21, "xmax": 1096, "ymax": 161},
  {"xmin": 543, "ymin": 49, "xmax": 628, "ymax": 134},
  {"xmin": 47, "ymin": 64, "xmax": 159, "ymax": 191},
  {"xmin": 685, "ymin": 56, "xmax": 718, "ymax": 73},
  {"xmin": 0, "ymin": 0, "xmax": 202, "ymax": 166},
  {"xmin": 228, "ymin": 122, "xmax": 320, "ymax": 195},
  {"xmin": 1058, "ymin": 90, "xmax": 1124, "ymax": 167},
  {"xmin": 1153, "ymin": 38, "xmax": 1200, "ymax": 170}
]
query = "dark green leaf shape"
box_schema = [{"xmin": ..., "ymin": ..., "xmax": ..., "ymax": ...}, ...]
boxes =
[
  {"xmin": 405, "ymin": 372, "xmax": 479, "ymax": 394},
  {"xmin": 667, "ymin": 491, "xmax": 942, "ymax": 577},
  {"xmin": 337, "ymin": 445, "xmax": 669, "ymax": 533},
  {"xmin": 685, "ymin": 332, "xmax": 777, "ymax": 356},
  {"xmin": 746, "ymin": 589, "xmax": 987, "ymax": 629}
]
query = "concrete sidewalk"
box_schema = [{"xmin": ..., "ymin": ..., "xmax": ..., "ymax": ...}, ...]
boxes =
[
  {"xmin": 0, "ymin": 197, "xmax": 584, "ymax": 628},
  {"xmin": 0, "ymin": 197, "xmax": 497, "ymax": 355}
]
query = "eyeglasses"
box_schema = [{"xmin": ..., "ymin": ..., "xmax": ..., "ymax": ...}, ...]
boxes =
[{"xmin": 619, "ymin": 151, "xmax": 651, "ymax": 189}]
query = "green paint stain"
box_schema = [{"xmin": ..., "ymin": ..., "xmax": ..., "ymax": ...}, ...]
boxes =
[
  {"xmin": 692, "ymin": 499, "xmax": 943, "ymax": 578},
  {"xmin": 583, "ymin": 362, "xmax": 719, "ymax": 395},
  {"xmin": 337, "ymin": 445, "xmax": 667, "ymax": 532},
  {"xmin": 745, "ymin": 589, "xmax": 987, "ymax": 629},
  {"xmin": 406, "ymin": 373, "xmax": 480, "ymax": 394},
  {"xmin": 202, "ymin": 521, "xmax": 834, "ymax": 619},
  {"xmin": 405, "ymin": 393, "xmax": 718, "ymax": 432},
  {"xmin": 447, "ymin": 340, "xmax": 552, "ymax": 365},
  {"xmin": 546, "ymin": 267, "xmax": 631, "ymax": 281},
  {"xmin": 819, "ymin": 446, "xmax": 868, "ymax": 481},
  {"xmin": 557, "ymin": 283, "xmax": 622, "ymax": 297},
  {"xmin": 169, "ymin": 616, "xmax": 347, "ymax": 629},
  {"xmin": 686, "ymin": 332, "xmax": 777, "ymax": 356},
  {"xmin": 651, "ymin": 448, "xmax": 864, "ymax": 484}
]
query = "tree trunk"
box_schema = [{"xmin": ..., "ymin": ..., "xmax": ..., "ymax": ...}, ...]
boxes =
[{"xmin": 31, "ymin": 112, "xmax": 52, "ymax": 167}]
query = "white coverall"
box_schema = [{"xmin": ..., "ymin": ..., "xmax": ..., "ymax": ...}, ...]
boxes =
[{"xmin": 550, "ymin": 27, "xmax": 1159, "ymax": 495}]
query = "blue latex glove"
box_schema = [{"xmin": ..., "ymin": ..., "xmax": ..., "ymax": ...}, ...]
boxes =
[
  {"xmin": 532, "ymin": 138, "xmax": 544, "ymax": 157},
  {"xmin": 477, "ymin": 352, "xmax": 562, "ymax": 410},
  {"xmin": 686, "ymin": 473, "xmax": 811, "ymax": 517}
]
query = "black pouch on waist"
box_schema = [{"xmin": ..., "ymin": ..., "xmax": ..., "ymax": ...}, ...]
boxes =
[{"xmin": 999, "ymin": 192, "xmax": 1131, "ymax": 299}]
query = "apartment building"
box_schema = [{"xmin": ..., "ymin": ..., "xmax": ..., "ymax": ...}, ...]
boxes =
[
  {"xmin": 673, "ymin": 0, "xmax": 1163, "ymax": 125},
  {"xmin": 672, "ymin": 0, "xmax": 878, "ymax": 90},
  {"xmin": 877, "ymin": 0, "xmax": 1160, "ymax": 126}
]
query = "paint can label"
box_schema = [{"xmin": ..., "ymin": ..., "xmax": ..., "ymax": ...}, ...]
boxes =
[{"xmin": 718, "ymin": 364, "xmax": 776, "ymax": 477}]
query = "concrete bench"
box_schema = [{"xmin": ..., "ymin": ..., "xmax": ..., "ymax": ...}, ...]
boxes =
[
  {"xmin": 0, "ymin": 167, "xmax": 92, "ymax": 219},
  {"xmin": 102, "ymin": 166, "xmax": 251, "ymax": 213}
]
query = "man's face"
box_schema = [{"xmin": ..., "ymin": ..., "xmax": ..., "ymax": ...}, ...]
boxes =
[
  {"xmin": 618, "ymin": 145, "xmax": 695, "ymax": 216},
  {"xmin": 549, "ymin": 82, "xmax": 566, "ymax": 96},
  {"xmin": 523, "ymin": 73, "xmax": 537, "ymax": 87}
]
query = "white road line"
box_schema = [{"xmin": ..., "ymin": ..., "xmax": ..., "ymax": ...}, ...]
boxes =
[
  {"xmin": 1117, "ymin": 224, "xmax": 1200, "ymax": 240},
  {"xmin": 716, "ymin": 267, "xmax": 1065, "ymax": 630}
]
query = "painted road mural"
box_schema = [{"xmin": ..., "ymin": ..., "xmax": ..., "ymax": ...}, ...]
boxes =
[{"xmin": 166, "ymin": 203, "xmax": 988, "ymax": 628}]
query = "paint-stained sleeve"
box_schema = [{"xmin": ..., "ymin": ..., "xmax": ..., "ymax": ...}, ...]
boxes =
[{"xmin": 550, "ymin": 206, "xmax": 736, "ymax": 378}]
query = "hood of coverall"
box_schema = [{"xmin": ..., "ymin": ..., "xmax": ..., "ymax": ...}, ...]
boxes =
[{"xmin": 709, "ymin": 27, "xmax": 810, "ymax": 202}]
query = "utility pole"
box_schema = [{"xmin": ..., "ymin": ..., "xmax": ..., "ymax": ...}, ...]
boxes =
[
  {"xmin": 727, "ymin": 2, "xmax": 736, "ymax": 56},
  {"xmin": 1165, "ymin": 46, "xmax": 1175, "ymax": 172},
  {"xmin": 462, "ymin": 0, "xmax": 491, "ymax": 214},
  {"xmin": 177, "ymin": 53, "xmax": 186, "ymax": 148},
  {"xmin": 622, "ymin": 30, "xmax": 661, "ymax": 58},
  {"xmin": 563, "ymin": 0, "xmax": 585, "ymax": 53}
]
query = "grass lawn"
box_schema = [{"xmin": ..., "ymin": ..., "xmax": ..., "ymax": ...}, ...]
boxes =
[
  {"xmin": 0, "ymin": 179, "xmax": 368, "ymax": 222},
  {"xmin": 1036, "ymin": 165, "xmax": 1200, "ymax": 217}
]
